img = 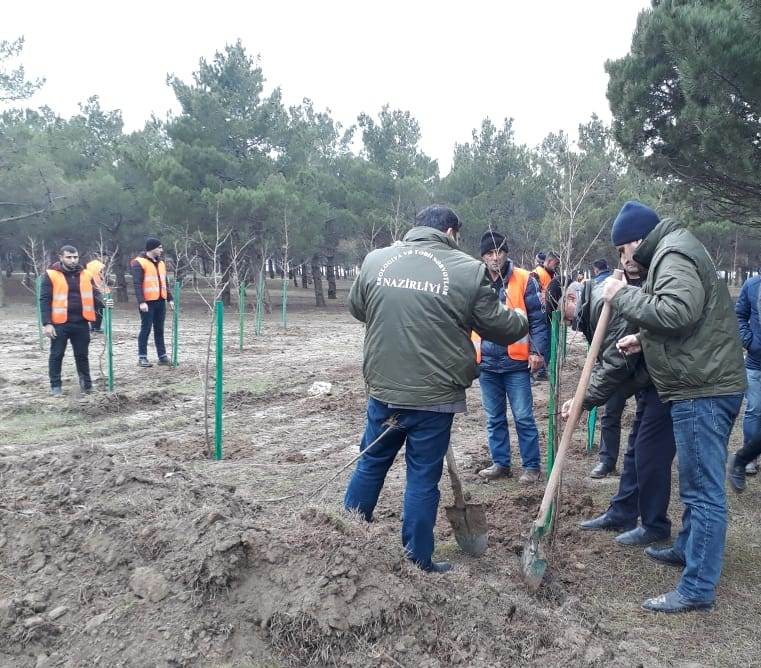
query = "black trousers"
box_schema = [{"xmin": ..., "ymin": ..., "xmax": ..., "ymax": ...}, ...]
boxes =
[
  {"xmin": 606, "ymin": 386, "xmax": 676, "ymax": 536},
  {"xmin": 49, "ymin": 321, "xmax": 91, "ymax": 389},
  {"xmin": 138, "ymin": 299, "xmax": 166, "ymax": 358},
  {"xmin": 598, "ymin": 389, "xmax": 628, "ymax": 468}
]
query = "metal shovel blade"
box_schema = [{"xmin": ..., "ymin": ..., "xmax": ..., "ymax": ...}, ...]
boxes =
[
  {"xmin": 444, "ymin": 503, "xmax": 488, "ymax": 557},
  {"xmin": 521, "ymin": 523, "xmax": 548, "ymax": 591}
]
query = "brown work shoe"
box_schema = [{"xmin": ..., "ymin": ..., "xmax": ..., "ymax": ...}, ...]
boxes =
[
  {"xmin": 519, "ymin": 469, "xmax": 541, "ymax": 484},
  {"xmin": 478, "ymin": 464, "xmax": 512, "ymax": 480}
]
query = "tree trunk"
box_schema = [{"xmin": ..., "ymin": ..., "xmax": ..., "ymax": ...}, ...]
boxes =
[
  {"xmin": 326, "ymin": 262, "xmax": 337, "ymax": 299},
  {"xmin": 301, "ymin": 262, "xmax": 309, "ymax": 289},
  {"xmin": 0, "ymin": 255, "xmax": 6, "ymax": 308},
  {"xmin": 219, "ymin": 247, "xmax": 232, "ymax": 307},
  {"xmin": 113, "ymin": 247, "xmax": 129, "ymax": 303},
  {"xmin": 311, "ymin": 255, "xmax": 326, "ymax": 307},
  {"xmin": 267, "ymin": 258, "xmax": 275, "ymax": 279}
]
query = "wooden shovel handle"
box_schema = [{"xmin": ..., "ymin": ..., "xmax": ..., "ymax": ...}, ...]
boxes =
[
  {"xmin": 534, "ymin": 269, "xmax": 623, "ymax": 526},
  {"xmin": 445, "ymin": 446, "xmax": 467, "ymax": 509}
]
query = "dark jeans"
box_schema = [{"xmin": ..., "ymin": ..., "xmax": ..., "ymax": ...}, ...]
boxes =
[
  {"xmin": 598, "ymin": 389, "xmax": 628, "ymax": 469},
  {"xmin": 670, "ymin": 394, "xmax": 743, "ymax": 603},
  {"xmin": 49, "ymin": 321, "xmax": 91, "ymax": 389},
  {"xmin": 138, "ymin": 300, "xmax": 167, "ymax": 358},
  {"xmin": 605, "ymin": 386, "xmax": 675, "ymax": 536},
  {"xmin": 344, "ymin": 397, "xmax": 454, "ymax": 570},
  {"xmin": 736, "ymin": 369, "xmax": 761, "ymax": 466}
]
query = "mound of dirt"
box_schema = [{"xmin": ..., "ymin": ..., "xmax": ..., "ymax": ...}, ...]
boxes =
[{"xmin": 0, "ymin": 445, "xmax": 640, "ymax": 667}]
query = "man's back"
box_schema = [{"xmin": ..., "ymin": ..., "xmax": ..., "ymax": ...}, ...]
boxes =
[{"xmin": 349, "ymin": 226, "xmax": 527, "ymax": 406}]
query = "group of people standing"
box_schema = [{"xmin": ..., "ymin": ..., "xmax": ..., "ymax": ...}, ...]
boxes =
[
  {"xmin": 39, "ymin": 237, "xmax": 173, "ymax": 395},
  {"xmin": 343, "ymin": 200, "xmax": 752, "ymax": 615}
]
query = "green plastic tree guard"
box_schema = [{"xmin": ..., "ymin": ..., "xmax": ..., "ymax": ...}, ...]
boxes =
[
  {"xmin": 35, "ymin": 275, "xmax": 44, "ymax": 351},
  {"xmin": 239, "ymin": 282, "xmax": 246, "ymax": 351},
  {"xmin": 587, "ymin": 407, "xmax": 598, "ymax": 452},
  {"xmin": 255, "ymin": 269, "xmax": 265, "ymax": 336},
  {"xmin": 172, "ymin": 280, "xmax": 181, "ymax": 367},
  {"xmin": 281, "ymin": 278, "xmax": 288, "ymax": 329},
  {"xmin": 104, "ymin": 297, "xmax": 114, "ymax": 392},
  {"xmin": 214, "ymin": 300, "xmax": 223, "ymax": 461}
]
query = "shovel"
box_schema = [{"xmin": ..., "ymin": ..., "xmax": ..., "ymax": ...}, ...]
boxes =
[
  {"xmin": 444, "ymin": 446, "xmax": 488, "ymax": 556},
  {"xmin": 522, "ymin": 269, "xmax": 623, "ymax": 590}
]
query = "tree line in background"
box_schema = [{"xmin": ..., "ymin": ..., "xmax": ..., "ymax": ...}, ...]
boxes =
[{"xmin": 1, "ymin": 0, "xmax": 760, "ymax": 309}]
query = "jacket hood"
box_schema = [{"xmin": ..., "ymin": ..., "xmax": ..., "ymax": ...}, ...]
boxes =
[
  {"xmin": 633, "ymin": 218, "xmax": 683, "ymax": 268},
  {"xmin": 402, "ymin": 226, "xmax": 459, "ymax": 250},
  {"xmin": 49, "ymin": 261, "xmax": 84, "ymax": 273}
]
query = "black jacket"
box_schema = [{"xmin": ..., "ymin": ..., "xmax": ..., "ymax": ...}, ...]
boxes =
[
  {"xmin": 130, "ymin": 254, "xmax": 173, "ymax": 304},
  {"xmin": 40, "ymin": 262, "xmax": 103, "ymax": 326}
]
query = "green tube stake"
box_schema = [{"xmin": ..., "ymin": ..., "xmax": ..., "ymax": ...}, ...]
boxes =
[
  {"xmin": 587, "ymin": 406, "xmax": 598, "ymax": 452},
  {"xmin": 255, "ymin": 268, "xmax": 264, "ymax": 336},
  {"xmin": 281, "ymin": 277, "xmax": 288, "ymax": 329},
  {"xmin": 35, "ymin": 275, "xmax": 44, "ymax": 351},
  {"xmin": 546, "ymin": 311, "xmax": 560, "ymax": 474},
  {"xmin": 214, "ymin": 300, "xmax": 223, "ymax": 461},
  {"xmin": 105, "ymin": 297, "xmax": 114, "ymax": 392},
  {"xmin": 172, "ymin": 280, "xmax": 181, "ymax": 367},
  {"xmin": 239, "ymin": 282, "xmax": 246, "ymax": 351}
]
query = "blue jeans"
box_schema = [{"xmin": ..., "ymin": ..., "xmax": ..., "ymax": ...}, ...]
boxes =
[
  {"xmin": 138, "ymin": 299, "xmax": 167, "ymax": 358},
  {"xmin": 479, "ymin": 369, "xmax": 541, "ymax": 470},
  {"xmin": 736, "ymin": 369, "xmax": 761, "ymax": 466},
  {"xmin": 344, "ymin": 397, "xmax": 453, "ymax": 570},
  {"xmin": 671, "ymin": 395, "xmax": 743, "ymax": 603}
]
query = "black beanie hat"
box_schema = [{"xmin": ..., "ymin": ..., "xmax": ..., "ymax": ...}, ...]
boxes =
[
  {"xmin": 480, "ymin": 230, "xmax": 507, "ymax": 257},
  {"xmin": 145, "ymin": 237, "xmax": 162, "ymax": 252},
  {"xmin": 611, "ymin": 202, "xmax": 660, "ymax": 246}
]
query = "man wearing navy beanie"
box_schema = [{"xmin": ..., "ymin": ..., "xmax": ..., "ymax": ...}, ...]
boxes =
[{"xmin": 602, "ymin": 201, "xmax": 746, "ymax": 613}]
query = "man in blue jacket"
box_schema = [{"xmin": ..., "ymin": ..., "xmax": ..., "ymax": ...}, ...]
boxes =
[
  {"xmin": 475, "ymin": 231, "xmax": 548, "ymax": 484},
  {"xmin": 728, "ymin": 274, "xmax": 761, "ymax": 491}
]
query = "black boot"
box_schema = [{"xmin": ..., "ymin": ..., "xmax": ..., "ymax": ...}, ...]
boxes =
[
  {"xmin": 728, "ymin": 453, "xmax": 747, "ymax": 493},
  {"xmin": 579, "ymin": 512, "xmax": 636, "ymax": 532}
]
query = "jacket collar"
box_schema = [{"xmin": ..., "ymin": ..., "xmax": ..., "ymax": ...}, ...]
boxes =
[
  {"xmin": 633, "ymin": 218, "xmax": 682, "ymax": 268},
  {"xmin": 402, "ymin": 226, "xmax": 459, "ymax": 250},
  {"xmin": 50, "ymin": 261, "xmax": 83, "ymax": 273}
]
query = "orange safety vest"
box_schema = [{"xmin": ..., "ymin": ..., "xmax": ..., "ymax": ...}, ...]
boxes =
[
  {"xmin": 134, "ymin": 256, "xmax": 167, "ymax": 301},
  {"xmin": 471, "ymin": 267, "xmax": 531, "ymax": 363},
  {"xmin": 86, "ymin": 259, "xmax": 106, "ymax": 292},
  {"xmin": 47, "ymin": 268, "xmax": 96, "ymax": 324}
]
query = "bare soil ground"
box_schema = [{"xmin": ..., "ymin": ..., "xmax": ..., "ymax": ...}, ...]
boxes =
[{"xmin": 1, "ymin": 278, "xmax": 759, "ymax": 667}]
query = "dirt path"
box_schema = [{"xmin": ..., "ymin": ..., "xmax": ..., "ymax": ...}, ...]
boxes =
[{"xmin": 1, "ymin": 285, "xmax": 759, "ymax": 667}]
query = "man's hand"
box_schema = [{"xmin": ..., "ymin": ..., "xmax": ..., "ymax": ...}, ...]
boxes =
[
  {"xmin": 561, "ymin": 398, "xmax": 573, "ymax": 420},
  {"xmin": 168, "ymin": 300, "xmax": 175, "ymax": 311},
  {"xmin": 43, "ymin": 324, "xmax": 56, "ymax": 339},
  {"xmin": 602, "ymin": 276, "xmax": 627, "ymax": 303},
  {"xmin": 528, "ymin": 353, "xmax": 544, "ymax": 373},
  {"xmin": 616, "ymin": 334, "xmax": 641, "ymax": 356},
  {"xmin": 139, "ymin": 302, "xmax": 149, "ymax": 313}
]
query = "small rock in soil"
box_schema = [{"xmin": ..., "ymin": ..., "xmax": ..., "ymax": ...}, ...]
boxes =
[
  {"xmin": 129, "ymin": 566, "xmax": 170, "ymax": 602},
  {"xmin": 29, "ymin": 552, "xmax": 46, "ymax": 573},
  {"xmin": 85, "ymin": 612, "xmax": 109, "ymax": 634},
  {"xmin": 0, "ymin": 598, "xmax": 17, "ymax": 627},
  {"xmin": 48, "ymin": 606, "xmax": 69, "ymax": 621},
  {"xmin": 23, "ymin": 615, "xmax": 45, "ymax": 629}
]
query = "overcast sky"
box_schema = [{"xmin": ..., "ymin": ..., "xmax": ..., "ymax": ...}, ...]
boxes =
[{"xmin": 4, "ymin": 0, "xmax": 649, "ymax": 173}]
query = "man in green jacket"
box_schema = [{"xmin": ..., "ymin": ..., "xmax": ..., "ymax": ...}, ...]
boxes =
[
  {"xmin": 603, "ymin": 201, "xmax": 746, "ymax": 613},
  {"xmin": 344, "ymin": 205, "xmax": 529, "ymax": 573}
]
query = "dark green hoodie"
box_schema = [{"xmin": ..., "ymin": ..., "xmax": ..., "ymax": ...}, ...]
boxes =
[
  {"xmin": 612, "ymin": 219, "xmax": 746, "ymax": 402},
  {"xmin": 348, "ymin": 226, "xmax": 528, "ymax": 406}
]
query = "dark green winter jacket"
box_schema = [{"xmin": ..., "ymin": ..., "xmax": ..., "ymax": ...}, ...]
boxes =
[
  {"xmin": 348, "ymin": 226, "xmax": 529, "ymax": 406},
  {"xmin": 612, "ymin": 219, "xmax": 746, "ymax": 402},
  {"xmin": 577, "ymin": 279, "xmax": 642, "ymax": 410}
]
